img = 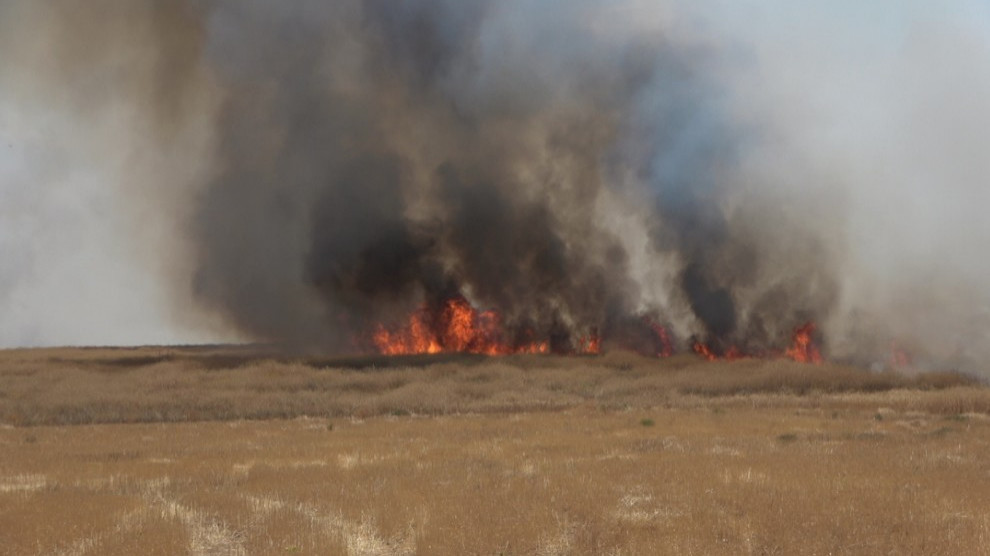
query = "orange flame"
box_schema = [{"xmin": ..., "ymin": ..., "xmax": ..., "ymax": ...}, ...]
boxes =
[
  {"xmin": 577, "ymin": 333, "xmax": 601, "ymax": 355},
  {"xmin": 373, "ymin": 296, "xmax": 554, "ymax": 355},
  {"xmin": 783, "ymin": 322, "xmax": 823, "ymax": 364},
  {"xmin": 373, "ymin": 308, "xmax": 443, "ymax": 355},
  {"xmin": 692, "ymin": 341, "xmax": 745, "ymax": 361},
  {"xmin": 376, "ymin": 301, "xmax": 828, "ymax": 364},
  {"xmin": 691, "ymin": 322, "xmax": 821, "ymax": 363},
  {"xmin": 692, "ymin": 341, "xmax": 717, "ymax": 361},
  {"xmin": 646, "ymin": 318, "xmax": 674, "ymax": 358}
]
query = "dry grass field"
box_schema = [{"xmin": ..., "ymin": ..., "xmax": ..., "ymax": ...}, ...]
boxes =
[{"xmin": 2, "ymin": 346, "xmax": 990, "ymax": 555}]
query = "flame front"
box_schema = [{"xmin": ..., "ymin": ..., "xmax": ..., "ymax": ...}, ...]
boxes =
[
  {"xmin": 692, "ymin": 341, "xmax": 717, "ymax": 361},
  {"xmin": 373, "ymin": 308, "xmax": 443, "ymax": 355},
  {"xmin": 375, "ymin": 298, "xmax": 825, "ymax": 364},
  {"xmin": 689, "ymin": 322, "xmax": 822, "ymax": 364},
  {"xmin": 784, "ymin": 322, "xmax": 823, "ymax": 364},
  {"xmin": 373, "ymin": 296, "xmax": 566, "ymax": 355},
  {"xmin": 691, "ymin": 341, "xmax": 746, "ymax": 362},
  {"xmin": 577, "ymin": 333, "xmax": 601, "ymax": 355},
  {"xmin": 646, "ymin": 318, "xmax": 674, "ymax": 358}
]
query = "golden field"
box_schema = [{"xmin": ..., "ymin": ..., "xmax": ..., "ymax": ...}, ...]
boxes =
[{"xmin": 1, "ymin": 346, "xmax": 989, "ymax": 555}]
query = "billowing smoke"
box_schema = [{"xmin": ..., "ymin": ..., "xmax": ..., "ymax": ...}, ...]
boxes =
[{"xmin": 2, "ymin": 2, "xmax": 989, "ymax": 374}]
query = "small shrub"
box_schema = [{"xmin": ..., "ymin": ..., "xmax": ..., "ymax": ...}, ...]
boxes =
[{"xmin": 640, "ymin": 418, "xmax": 655, "ymax": 427}]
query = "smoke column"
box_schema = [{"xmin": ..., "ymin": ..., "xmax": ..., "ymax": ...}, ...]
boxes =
[{"xmin": 1, "ymin": 1, "xmax": 989, "ymax": 374}]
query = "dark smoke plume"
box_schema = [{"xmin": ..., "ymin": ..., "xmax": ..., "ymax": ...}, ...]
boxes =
[
  {"xmin": 191, "ymin": 0, "xmax": 679, "ymax": 351},
  {"xmin": 3, "ymin": 1, "xmax": 990, "ymax": 374},
  {"xmin": 188, "ymin": 0, "xmax": 837, "ymax": 354}
]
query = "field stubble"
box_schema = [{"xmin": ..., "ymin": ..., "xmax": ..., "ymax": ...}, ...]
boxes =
[{"xmin": 1, "ymin": 346, "xmax": 989, "ymax": 554}]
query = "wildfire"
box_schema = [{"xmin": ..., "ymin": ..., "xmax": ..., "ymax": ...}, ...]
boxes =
[
  {"xmin": 689, "ymin": 322, "xmax": 823, "ymax": 364},
  {"xmin": 373, "ymin": 296, "xmax": 560, "ymax": 356},
  {"xmin": 373, "ymin": 308, "xmax": 443, "ymax": 355},
  {"xmin": 577, "ymin": 333, "xmax": 601, "ymax": 355},
  {"xmin": 374, "ymin": 297, "xmax": 825, "ymax": 364},
  {"xmin": 646, "ymin": 318, "xmax": 674, "ymax": 358},
  {"xmin": 783, "ymin": 322, "xmax": 823, "ymax": 364},
  {"xmin": 691, "ymin": 341, "xmax": 746, "ymax": 362},
  {"xmin": 692, "ymin": 341, "xmax": 717, "ymax": 361}
]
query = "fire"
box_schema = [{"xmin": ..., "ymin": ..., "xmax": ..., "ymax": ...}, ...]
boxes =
[
  {"xmin": 692, "ymin": 341, "xmax": 717, "ymax": 361},
  {"xmin": 577, "ymin": 333, "xmax": 601, "ymax": 355},
  {"xmin": 689, "ymin": 322, "xmax": 822, "ymax": 364},
  {"xmin": 646, "ymin": 318, "xmax": 674, "ymax": 358},
  {"xmin": 783, "ymin": 322, "xmax": 823, "ymax": 364},
  {"xmin": 691, "ymin": 341, "xmax": 746, "ymax": 362},
  {"xmin": 373, "ymin": 308, "xmax": 443, "ymax": 355},
  {"xmin": 373, "ymin": 295, "xmax": 555, "ymax": 355},
  {"xmin": 375, "ymin": 299, "xmax": 826, "ymax": 364}
]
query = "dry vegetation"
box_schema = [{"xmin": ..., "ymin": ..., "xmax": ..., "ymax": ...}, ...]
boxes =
[
  {"xmin": 0, "ymin": 346, "xmax": 986, "ymax": 426},
  {"xmin": 2, "ymin": 346, "xmax": 990, "ymax": 554}
]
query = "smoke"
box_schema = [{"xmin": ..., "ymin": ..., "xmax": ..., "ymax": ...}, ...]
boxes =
[
  {"xmin": 701, "ymin": 1, "xmax": 990, "ymax": 369},
  {"xmin": 189, "ymin": 0, "xmax": 655, "ymax": 351},
  {"xmin": 2, "ymin": 1, "xmax": 989, "ymax": 374},
  {"xmin": 0, "ymin": 1, "xmax": 226, "ymax": 346}
]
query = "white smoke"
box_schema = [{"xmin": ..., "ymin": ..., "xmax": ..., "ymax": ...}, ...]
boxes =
[
  {"xmin": 0, "ymin": 2, "xmax": 229, "ymax": 347},
  {"xmin": 702, "ymin": 2, "xmax": 990, "ymax": 369}
]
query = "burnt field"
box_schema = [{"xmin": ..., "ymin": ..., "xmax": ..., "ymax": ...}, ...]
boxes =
[{"xmin": 2, "ymin": 347, "xmax": 990, "ymax": 555}]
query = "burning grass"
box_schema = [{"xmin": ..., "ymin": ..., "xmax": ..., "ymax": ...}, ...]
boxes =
[{"xmin": 369, "ymin": 294, "xmax": 833, "ymax": 366}]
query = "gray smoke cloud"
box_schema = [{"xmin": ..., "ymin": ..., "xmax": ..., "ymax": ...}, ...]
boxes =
[
  {"xmin": 2, "ymin": 1, "xmax": 989, "ymax": 374},
  {"xmin": 0, "ymin": 1, "xmax": 227, "ymax": 345}
]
